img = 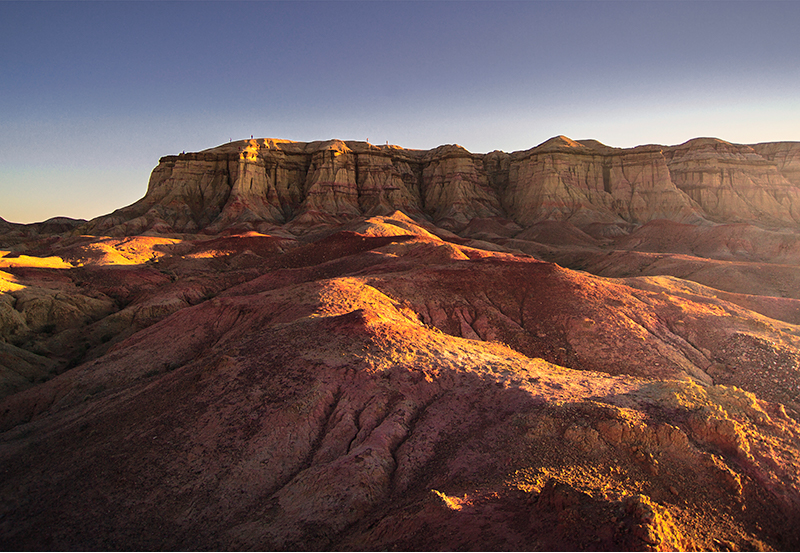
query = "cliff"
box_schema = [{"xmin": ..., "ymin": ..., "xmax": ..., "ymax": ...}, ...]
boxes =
[
  {"xmin": 664, "ymin": 138, "xmax": 800, "ymax": 226},
  {"xmin": 501, "ymin": 136, "xmax": 703, "ymax": 226},
  {"xmin": 82, "ymin": 136, "xmax": 800, "ymax": 235}
]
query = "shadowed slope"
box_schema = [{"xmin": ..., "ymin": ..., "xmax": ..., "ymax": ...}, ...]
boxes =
[{"xmin": 0, "ymin": 216, "xmax": 799, "ymax": 551}]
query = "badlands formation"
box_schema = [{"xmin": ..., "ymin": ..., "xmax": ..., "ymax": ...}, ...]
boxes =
[{"xmin": 1, "ymin": 136, "xmax": 800, "ymax": 550}]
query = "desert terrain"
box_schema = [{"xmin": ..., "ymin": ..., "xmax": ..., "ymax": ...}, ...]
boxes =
[{"xmin": 1, "ymin": 136, "xmax": 800, "ymax": 550}]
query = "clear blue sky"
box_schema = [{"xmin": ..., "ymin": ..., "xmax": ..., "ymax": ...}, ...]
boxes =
[{"xmin": 2, "ymin": 0, "xmax": 799, "ymax": 223}]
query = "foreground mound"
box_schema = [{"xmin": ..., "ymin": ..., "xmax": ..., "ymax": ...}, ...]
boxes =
[{"xmin": 0, "ymin": 213, "xmax": 799, "ymax": 550}]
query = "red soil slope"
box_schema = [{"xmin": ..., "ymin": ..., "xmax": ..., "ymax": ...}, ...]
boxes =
[{"xmin": 0, "ymin": 214, "xmax": 799, "ymax": 550}]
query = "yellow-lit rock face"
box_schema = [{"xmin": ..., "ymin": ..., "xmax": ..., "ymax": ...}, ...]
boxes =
[
  {"xmin": 0, "ymin": 254, "xmax": 72, "ymax": 270},
  {"xmin": 0, "ymin": 270, "xmax": 25, "ymax": 293}
]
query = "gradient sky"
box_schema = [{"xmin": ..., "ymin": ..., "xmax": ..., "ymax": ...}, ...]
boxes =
[{"xmin": 2, "ymin": 0, "xmax": 799, "ymax": 223}]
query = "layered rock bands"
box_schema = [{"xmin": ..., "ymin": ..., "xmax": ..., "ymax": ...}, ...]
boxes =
[{"xmin": 85, "ymin": 136, "xmax": 800, "ymax": 235}]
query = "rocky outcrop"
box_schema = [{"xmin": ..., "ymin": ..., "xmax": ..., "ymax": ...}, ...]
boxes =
[
  {"xmin": 751, "ymin": 141, "xmax": 800, "ymax": 187},
  {"xmin": 664, "ymin": 138, "xmax": 800, "ymax": 226},
  {"xmin": 422, "ymin": 145, "xmax": 503, "ymax": 228},
  {"xmin": 294, "ymin": 141, "xmax": 426, "ymax": 225},
  {"xmin": 80, "ymin": 136, "xmax": 800, "ymax": 235},
  {"xmin": 501, "ymin": 137, "xmax": 702, "ymax": 226}
]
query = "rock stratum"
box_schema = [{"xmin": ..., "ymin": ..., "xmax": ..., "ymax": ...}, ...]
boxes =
[
  {"xmin": 1, "ymin": 136, "xmax": 800, "ymax": 550},
  {"xmin": 79, "ymin": 136, "xmax": 800, "ymax": 235}
]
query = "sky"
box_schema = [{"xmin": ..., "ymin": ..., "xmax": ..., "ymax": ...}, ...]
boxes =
[{"xmin": 1, "ymin": 1, "xmax": 799, "ymax": 224}]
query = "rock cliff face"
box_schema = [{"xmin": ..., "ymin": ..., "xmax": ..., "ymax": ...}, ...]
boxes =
[
  {"xmin": 501, "ymin": 137, "xmax": 702, "ymax": 226},
  {"xmin": 83, "ymin": 136, "xmax": 800, "ymax": 235},
  {"xmin": 749, "ymin": 141, "xmax": 800, "ymax": 186},
  {"xmin": 422, "ymin": 145, "xmax": 503, "ymax": 227},
  {"xmin": 664, "ymin": 138, "xmax": 800, "ymax": 226}
]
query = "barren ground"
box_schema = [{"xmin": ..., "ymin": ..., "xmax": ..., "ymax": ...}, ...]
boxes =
[{"xmin": 1, "ymin": 213, "xmax": 799, "ymax": 550}]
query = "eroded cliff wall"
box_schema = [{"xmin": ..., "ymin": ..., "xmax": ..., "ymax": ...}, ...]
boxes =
[
  {"xmin": 664, "ymin": 138, "xmax": 800, "ymax": 226},
  {"xmin": 84, "ymin": 136, "xmax": 800, "ymax": 235},
  {"xmin": 501, "ymin": 137, "xmax": 702, "ymax": 226}
]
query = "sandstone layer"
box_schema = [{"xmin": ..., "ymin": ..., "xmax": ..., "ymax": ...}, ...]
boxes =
[
  {"xmin": 80, "ymin": 136, "xmax": 800, "ymax": 236},
  {"xmin": 664, "ymin": 139, "xmax": 800, "ymax": 226}
]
